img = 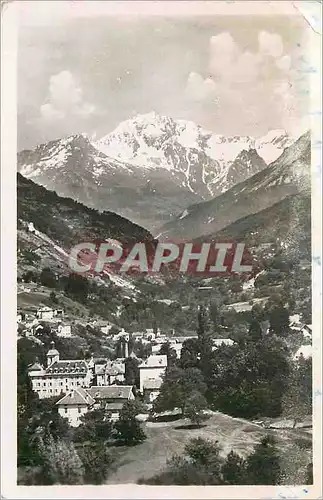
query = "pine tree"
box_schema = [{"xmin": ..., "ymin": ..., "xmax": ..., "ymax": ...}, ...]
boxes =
[
  {"xmin": 248, "ymin": 319, "xmax": 262, "ymax": 341},
  {"xmin": 197, "ymin": 305, "xmax": 213, "ymax": 383},
  {"xmin": 221, "ymin": 450, "xmax": 246, "ymax": 484},
  {"xmin": 246, "ymin": 435, "xmax": 281, "ymax": 485}
]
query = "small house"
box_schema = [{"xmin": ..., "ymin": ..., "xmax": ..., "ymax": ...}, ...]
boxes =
[
  {"xmin": 37, "ymin": 306, "xmax": 54, "ymax": 321},
  {"xmin": 86, "ymin": 385, "xmax": 135, "ymax": 420},
  {"xmin": 56, "ymin": 388, "xmax": 95, "ymax": 427}
]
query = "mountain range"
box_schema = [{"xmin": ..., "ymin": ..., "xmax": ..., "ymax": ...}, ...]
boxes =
[
  {"xmin": 158, "ymin": 130, "xmax": 311, "ymax": 241},
  {"xmin": 18, "ymin": 113, "xmax": 293, "ymax": 230}
]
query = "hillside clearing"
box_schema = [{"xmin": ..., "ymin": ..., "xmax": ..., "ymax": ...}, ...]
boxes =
[{"xmin": 106, "ymin": 412, "xmax": 311, "ymax": 484}]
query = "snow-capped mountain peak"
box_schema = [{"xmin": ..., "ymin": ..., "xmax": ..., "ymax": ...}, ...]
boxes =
[{"xmin": 255, "ymin": 129, "xmax": 294, "ymax": 164}]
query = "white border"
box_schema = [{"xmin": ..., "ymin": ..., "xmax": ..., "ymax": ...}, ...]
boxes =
[{"xmin": 1, "ymin": 1, "xmax": 322, "ymax": 498}]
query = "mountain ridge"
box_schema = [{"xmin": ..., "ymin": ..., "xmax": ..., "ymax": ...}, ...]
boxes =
[
  {"xmin": 17, "ymin": 113, "xmax": 296, "ymax": 230},
  {"xmin": 158, "ymin": 130, "xmax": 311, "ymax": 241}
]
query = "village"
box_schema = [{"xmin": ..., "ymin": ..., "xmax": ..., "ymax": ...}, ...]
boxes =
[{"xmin": 18, "ymin": 294, "xmax": 313, "ymax": 429}]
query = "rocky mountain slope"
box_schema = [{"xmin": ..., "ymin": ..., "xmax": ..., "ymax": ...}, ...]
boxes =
[
  {"xmin": 18, "ymin": 113, "xmax": 292, "ymax": 230},
  {"xmin": 202, "ymin": 193, "xmax": 311, "ymax": 261},
  {"xmin": 17, "ymin": 172, "xmax": 154, "ymax": 248},
  {"xmin": 158, "ymin": 131, "xmax": 311, "ymax": 241}
]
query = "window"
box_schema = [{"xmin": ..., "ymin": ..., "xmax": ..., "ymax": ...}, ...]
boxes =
[
  {"xmin": 65, "ymin": 379, "xmax": 68, "ymax": 383},
  {"xmin": 78, "ymin": 407, "xmax": 82, "ymax": 414},
  {"xmin": 37, "ymin": 382, "xmax": 40, "ymax": 387},
  {"xmin": 64, "ymin": 407, "xmax": 68, "ymax": 414},
  {"xmin": 43, "ymin": 382, "xmax": 46, "ymax": 387},
  {"xmin": 60, "ymin": 382, "xmax": 63, "ymax": 386}
]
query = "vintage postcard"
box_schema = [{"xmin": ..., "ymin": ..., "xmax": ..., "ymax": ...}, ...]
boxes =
[{"xmin": 1, "ymin": 0, "xmax": 322, "ymax": 498}]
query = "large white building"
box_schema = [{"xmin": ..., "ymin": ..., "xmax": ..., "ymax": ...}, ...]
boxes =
[
  {"xmin": 139, "ymin": 354, "xmax": 167, "ymax": 393},
  {"xmin": 28, "ymin": 342, "xmax": 92, "ymax": 399}
]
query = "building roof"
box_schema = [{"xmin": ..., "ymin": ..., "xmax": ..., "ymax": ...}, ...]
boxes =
[
  {"xmin": 96, "ymin": 361, "xmax": 125, "ymax": 376},
  {"xmin": 93, "ymin": 357, "xmax": 107, "ymax": 364},
  {"xmin": 47, "ymin": 341, "xmax": 59, "ymax": 357},
  {"xmin": 173, "ymin": 336, "xmax": 198, "ymax": 343},
  {"xmin": 87, "ymin": 385, "xmax": 133, "ymax": 400},
  {"xmin": 139, "ymin": 355, "xmax": 167, "ymax": 369},
  {"xmin": 47, "ymin": 349, "xmax": 59, "ymax": 356},
  {"xmin": 143, "ymin": 378, "xmax": 162, "ymax": 390},
  {"xmin": 28, "ymin": 362, "xmax": 43, "ymax": 372},
  {"xmin": 56, "ymin": 387, "xmax": 95, "ymax": 406},
  {"xmin": 46, "ymin": 359, "xmax": 88, "ymax": 375}
]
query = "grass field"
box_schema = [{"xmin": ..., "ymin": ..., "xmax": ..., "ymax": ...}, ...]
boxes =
[{"xmin": 106, "ymin": 412, "xmax": 312, "ymax": 484}]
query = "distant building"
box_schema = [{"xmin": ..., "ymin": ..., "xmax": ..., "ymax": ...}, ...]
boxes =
[
  {"xmin": 27, "ymin": 222, "xmax": 35, "ymax": 233},
  {"xmin": 57, "ymin": 324, "xmax": 72, "ymax": 338},
  {"xmin": 96, "ymin": 360, "xmax": 125, "ymax": 386},
  {"xmin": 143, "ymin": 378, "xmax": 162, "ymax": 403},
  {"xmin": 139, "ymin": 355, "xmax": 167, "ymax": 393},
  {"xmin": 28, "ymin": 342, "xmax": 92, "ymax": 399},
  {"xmin": 37, "ymin": 306, "xmax": 55, "ymax": 321},
  {"xmin": 212, "ymin": 338, "xmax": 235, "ymax": 350},
  {"xmin": 36, "ymin": 307, "xmax": 64, "ymax": 321}
]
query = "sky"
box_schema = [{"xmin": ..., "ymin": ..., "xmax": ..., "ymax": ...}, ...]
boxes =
[{"xmin": 17, "ymin": 1, "xmax": 312, "ymax": 150}]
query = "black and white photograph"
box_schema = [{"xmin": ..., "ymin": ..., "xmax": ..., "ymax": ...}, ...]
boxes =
[{"xmin": 1, "ymin": 0, "xmax": 322, "ymax": 497}]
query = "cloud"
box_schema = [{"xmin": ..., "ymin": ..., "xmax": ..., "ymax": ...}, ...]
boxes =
[
  {"xmin": 275, "ymin": 55, "xmax": 291, "ymax": 72},
  {"xmin": 184, "ymin": 30, "xmax": 303, "ymax": 136},
  {"xmin": 185, "ymin": 72, "xmax": 218, "ymax": 102},
  {"xmin": 258, "ymin": 31, "xmax": 284, "ymax": 58},
  {"xmin": 40, "ymin": 70, "xmax": 95, "ymax": 122}
]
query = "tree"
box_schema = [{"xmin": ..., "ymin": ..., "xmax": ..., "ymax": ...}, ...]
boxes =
[
  {"xmin": 268, "ymin": 304, "xmax": 290, "ymax": 337},
  {"xmin": 64, "ymin": 273, "xmax": 89, "ymax": 303},
  {"xmin": 75, "ymin": 408, "xmax": 113, "ymax": 442},
  {"xmin": 179, "ymin": 338, "xmax": 200, "ymax": 369},
  {"xmin": 140, "ymin": 438, "xmax": 224, "ymax": 485},
  {"xmin": 282, "ymin": 355, "xmax": 312, "ymax": 423},
  {"xmin": 248, "ymin": 319, "xmax": 262, "ymax": 342},
  {"xmin": 22, "ymin": 270, "xmax": 39, "ymax": 283},
  {"xmin": 221, "ymin": 451, "xmax": 246, "ymax": 485},
  {"xmin": 78, "ymin": 442, "xmax": 114, "ymax": 484},
  {"xmin": 197, "ymin": 305, "xmax": 214, "ymax": 384},
  {"xmin": 50, "ymin": 291, "xmax": 59, "ymax": 304},
  {"xmin": 114, "ymin": 401, "xmax": 146, "ymax": 446},
  {"xmin": 306, "ymin": 462, "xmax": 313, "ymax": 484},
  {"xmin": 153, "ymin": 366, "xmax": 206, "ymax": 417},
  {"xmin": 245, "ymin": 435, "xmax": 281, "ymax": 485},
  {"xmin": 40, "ymin": 267, "xmax": 57, "ymax": 288},
  {"xmin": 159, "ymin": 342, "xmax": 177, "ymax": 367},
  {"xmin": 125, "ymin": 357, "xmax": 140, "ymax": 386},
  {"xmin": 38, "ymin": 435, "xmax": 84, "ymax": 485},
  {"xmin": 184, "ymin": 391, "xmax": 209, "ymax": 427}
]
